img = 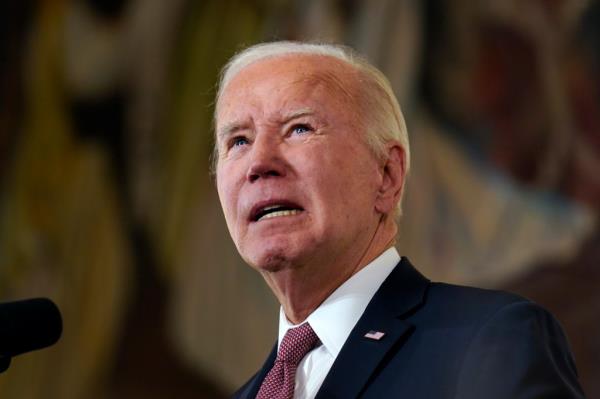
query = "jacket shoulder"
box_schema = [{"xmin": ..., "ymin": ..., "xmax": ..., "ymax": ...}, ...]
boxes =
[
  {"xmin": 421, "ymin": 283, "xmax": 584, "ymax": 398},
  {"xmin": 423, "ymin": 281, "xmax": 530, "ymax": 322}
]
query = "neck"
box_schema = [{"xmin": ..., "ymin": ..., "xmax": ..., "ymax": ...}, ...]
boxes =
[{"xmin": 262, "ymin": 214, "xmax": 397, "ymax": 324}]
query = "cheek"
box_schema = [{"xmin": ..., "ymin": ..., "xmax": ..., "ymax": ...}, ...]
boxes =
[
  {"xmin": 216, "ymin": 174, "xmax": 239, "ymax": 223},
  {"xmin": 313, "ymin": 148, "xmax": 379, "ymax": 213},
  {"xmin": 303, "ymin": 153, "xmax": 357, "ymax": 214}
]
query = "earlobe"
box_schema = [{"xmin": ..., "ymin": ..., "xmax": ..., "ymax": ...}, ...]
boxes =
[{"xmin": 375, "ymin": 143, "xmax": 406, "ymax": 214}]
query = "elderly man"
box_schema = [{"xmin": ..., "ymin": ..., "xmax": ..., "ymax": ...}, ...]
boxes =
[{"xmin": 214, "ymin": 42, "xmax": 584, "ymax": 399}]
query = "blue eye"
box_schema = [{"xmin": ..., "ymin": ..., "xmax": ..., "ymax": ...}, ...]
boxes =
[
  {"xmin": 291, "ymin": 124, "xmax": 312, "ymax": 135},
  {"xmin": 231, "ymin": 136, "xmax": 249, "ymax": 147}
]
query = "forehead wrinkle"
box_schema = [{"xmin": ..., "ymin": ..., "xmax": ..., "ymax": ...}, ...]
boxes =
[
  {"xmin": 300, "ymin": 67, "xmax": 362, "ymax": 109},
  {"xmin": 217, "ymin": 118, "xmax": 252, "ymax": 142},
  {"xmin": 216, "ymin": 79, "xmax": 299, "ymax": 137},
  {"xmin": 309, "ymin": 71, "xmax": 356, "ymax": 101},
  {"xmin": 218, "ymin": 107, "xmax": 315, "ymax": 142},
  {"xmin": 216, "ymin": 56, "xmax": 363, "ymax": 141},
  {"xmin": 272, "ymin": 107, "xmax": 316, "ymax": 124},
  {"xmin": 299, "ymin": 68, "xmax": 365, "ymax": 129}
]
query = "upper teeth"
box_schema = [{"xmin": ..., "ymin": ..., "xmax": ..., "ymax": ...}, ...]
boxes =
[
  {"xmin": 257, "ymin": 205, "xmax": 301, "ymax": 221},
  {"xmin": 260, "ymin": 209, "xmax": 301, "ymax": 220}
]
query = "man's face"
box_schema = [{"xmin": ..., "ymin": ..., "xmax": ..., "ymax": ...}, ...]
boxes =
[{"xmin": 215, "ymin": 55, "xmax": 384, "ymax": 272}]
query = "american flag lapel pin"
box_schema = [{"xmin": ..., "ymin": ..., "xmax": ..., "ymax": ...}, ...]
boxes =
[{"xmin": 364, "ymin": 330, "xmax": 386, "ymax": 340}]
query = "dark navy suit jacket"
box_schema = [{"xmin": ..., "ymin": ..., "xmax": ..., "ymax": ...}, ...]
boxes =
[{"xmin": 233, "ymin": 258, "xmax": 585, "ymax": 398}]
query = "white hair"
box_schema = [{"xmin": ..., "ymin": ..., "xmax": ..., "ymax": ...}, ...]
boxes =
[{"xmin": 214, "ymin": 41, "xmax": 410, "ymax": 215}]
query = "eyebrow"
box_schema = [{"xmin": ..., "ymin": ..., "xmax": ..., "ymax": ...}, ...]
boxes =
[
  {"xmin": 217, "ymin": 108, "xmax": 316, "ymax": 141},
  {"xmin": 217, "ymin": 121, "xmax": 248, "ymax": 142},
  {"xmin": 281, "ymin": 108, "xmax": 315, "ymax": 123}
]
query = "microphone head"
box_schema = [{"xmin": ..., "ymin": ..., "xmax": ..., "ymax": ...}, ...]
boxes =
[{"xmin": 0, "ymin": 298, "xmax": 63, "ymax": 358}]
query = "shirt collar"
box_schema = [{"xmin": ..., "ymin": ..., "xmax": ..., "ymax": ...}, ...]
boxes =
[{"xmin": 278, "ymin": 247, "xmax": 400, "ymax": 358}]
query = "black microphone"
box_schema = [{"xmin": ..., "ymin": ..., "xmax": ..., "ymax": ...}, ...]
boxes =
[{"xmin": 0, "ymin": 298, "xmax": 63, "ymax": 372}]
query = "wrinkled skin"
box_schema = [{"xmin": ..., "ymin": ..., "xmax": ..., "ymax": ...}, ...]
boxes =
[{"xmin": 215, "ymin": 54, "xmax": 405, "ymax": 322}]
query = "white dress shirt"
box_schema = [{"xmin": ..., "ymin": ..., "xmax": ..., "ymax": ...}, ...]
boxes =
[{"xmin": 277, "ymin": 247, "xmax": 400, "ymax": 399}]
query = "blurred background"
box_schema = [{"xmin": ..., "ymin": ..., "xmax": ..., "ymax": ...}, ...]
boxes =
[{"xmin": 1, "ymin": 0, "xmax": 599, "ymax": 397}]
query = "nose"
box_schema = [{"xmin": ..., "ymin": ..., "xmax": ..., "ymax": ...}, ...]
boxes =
[{"xmin": 246, "ymin": 135, "xmax": 286, "ymax": 183}]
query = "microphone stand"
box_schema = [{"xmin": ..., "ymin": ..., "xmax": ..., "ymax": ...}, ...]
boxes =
[{"xmin": 0, "ymin": 355, "xmax": 11, "ymax": 373}]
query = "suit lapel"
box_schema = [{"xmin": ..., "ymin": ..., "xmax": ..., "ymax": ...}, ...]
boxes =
[{"xmin": 315, "ymin": 258, "xmax": 429, "ymax": 399}]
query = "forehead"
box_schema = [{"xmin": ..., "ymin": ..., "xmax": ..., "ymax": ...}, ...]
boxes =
[{"xmin": 216, "ymin": 54, "xmax": 362, "ymax": 126}]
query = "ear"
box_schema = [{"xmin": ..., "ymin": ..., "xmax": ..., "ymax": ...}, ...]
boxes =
[{"xmin": 375, "ymin": 142, "xmax": 406, "ymax": 215}]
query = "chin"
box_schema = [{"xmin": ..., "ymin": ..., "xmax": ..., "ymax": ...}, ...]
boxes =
[
  {"xmin": 252, "ymin": 255, "xmax": 291, "ymax": 273},
  {"xmin": 240, "ymin": 230, "xmax": 323, "ymax": 272},
  {"xmin": 244, "ymin": 243, "xmax": 302, "ymax": 273}
]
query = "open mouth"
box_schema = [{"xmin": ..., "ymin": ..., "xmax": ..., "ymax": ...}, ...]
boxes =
[{"xmin": 251, "ymin": 204, "xmax": 304, "ymax": 222}]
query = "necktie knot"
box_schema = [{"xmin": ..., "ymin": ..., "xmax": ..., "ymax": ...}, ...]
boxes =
[
  {"xmin": 277, "ymin": 322, "xmax": 320, "ymax": 365},
  {"xmin": 256, "ymin": 322, "xmax": 319, "ymax": 399}
]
